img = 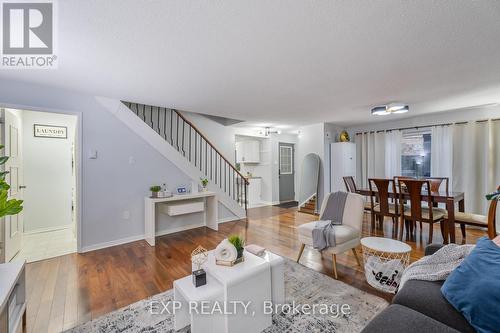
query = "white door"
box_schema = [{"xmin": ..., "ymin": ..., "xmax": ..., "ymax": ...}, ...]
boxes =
[{"xmin": 3, "ymin": 109, "xmax": 23, "ymax": 261}]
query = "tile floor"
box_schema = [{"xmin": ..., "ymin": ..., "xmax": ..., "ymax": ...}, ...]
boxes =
[{"xmin": 13, "ymin": 228, "xmax": 77, "ymax": 263}]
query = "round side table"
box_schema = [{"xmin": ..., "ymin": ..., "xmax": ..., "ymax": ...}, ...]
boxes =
[{"xmin": 361, "ymin": 237, "xmax": 411, "ymax": 293}]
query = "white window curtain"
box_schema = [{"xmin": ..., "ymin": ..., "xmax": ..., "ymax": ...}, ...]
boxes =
[
  {"xmin": 384, "ymin": 130, "xmax": 402, "ymax": 179},
  {"xmin": 355, "ymin": 130, "xmax": 401, "ymax": 187},
  {"xmin": 452, "ymin": 120, "xmax": 500, "ymax": 215},
  {"xmin": 431, "ymin": 125, "xmax": 454, "ymax": 191}
]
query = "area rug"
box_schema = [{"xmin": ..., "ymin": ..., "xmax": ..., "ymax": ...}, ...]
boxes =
[{"xmin": 66, "ymin": 259, "xmax": 387, "ymax": 333}]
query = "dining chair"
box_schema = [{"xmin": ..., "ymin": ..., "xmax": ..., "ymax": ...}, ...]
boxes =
[
  {"xmin": 443, "ymin": 185, "xmax": 499, "ymax": 241},
  {"xmin": 425, "ymin": 177, "xmax": 450, "ymax": 211},
  {"xmin": 393, "ymin": 176, "xmax": 415, "ymax": 202},
  {"xmin": 425, "ymin": 177, "xmax": 449, "ymax": 194},
  {"xmin": 368, "ymin": 178, "xmax": 400, "ymax": 233},
  {"xmin": 343, "ymin": 176, "xmax": 373, "ymax": 213},
  {"xmin": 397, "ymin": 179, "xmax": 446, "ymax": 243}
]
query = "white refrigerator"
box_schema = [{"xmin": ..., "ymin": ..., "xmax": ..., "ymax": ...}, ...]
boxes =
[{"xmin": 330, "ymin": 142, "xmax": 357, "ymax": 192}]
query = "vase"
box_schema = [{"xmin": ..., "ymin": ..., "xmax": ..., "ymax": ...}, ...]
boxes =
[
  {"xmin": 151, "ymin": 192, "xmax": 159, "ymax": 198},
  {"xmin": 237, "ymin": 247, "xmax": 244, "ymax": 259},
  {"xmin": 202, "ymin": 187, "xmax": 208, "ymax": 192}
]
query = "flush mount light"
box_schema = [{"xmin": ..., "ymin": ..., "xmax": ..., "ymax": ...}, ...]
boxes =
[
  {"xmin": 371, "ymin": 106, "xmax": 390, "ymax": 116},
  {"xmin": 371, "ymin": 103, "xmax": 409, "ymax": 116}
]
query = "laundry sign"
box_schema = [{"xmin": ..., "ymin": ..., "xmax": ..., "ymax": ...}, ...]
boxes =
[{"xmin": 34, "ymin": 124, "xmax": 67, "ymax": 138}]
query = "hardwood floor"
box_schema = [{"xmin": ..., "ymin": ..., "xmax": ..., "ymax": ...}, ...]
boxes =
[{"xmin": 25, "ymin": 206, "xmax": 486, "ymax": 332}]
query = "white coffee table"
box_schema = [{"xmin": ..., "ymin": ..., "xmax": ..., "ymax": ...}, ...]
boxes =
[
  {"xmin": 361, "ymin": 237, "xmax": 411, "ymax": 293},
  {"xmin": 174, "ymin": 250, "xmax": 284, "ymax": 333}
]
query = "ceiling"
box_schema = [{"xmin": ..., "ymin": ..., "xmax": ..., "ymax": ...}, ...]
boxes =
[{"xmin": 2, "ymin": 0, "xmax": 500, "ymax": 126}]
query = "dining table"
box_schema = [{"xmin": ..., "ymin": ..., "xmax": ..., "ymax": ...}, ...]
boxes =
[{"xmin": 356, "ymin": 188, "xmax": 465, "ymax": 244}]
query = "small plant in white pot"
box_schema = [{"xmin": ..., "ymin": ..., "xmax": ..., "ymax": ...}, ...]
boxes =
[
  {"xmin": 200, "ymin": 178, "xmax": 209, "ymax": 191},
  {"xmin": 150, "ymin": 185, "xmax": 162, "ymax": 198}
]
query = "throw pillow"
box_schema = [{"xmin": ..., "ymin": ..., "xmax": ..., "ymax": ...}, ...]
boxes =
[{"xmin": 441, "ymin": 236, "xmax": 500, "ymax": 333}]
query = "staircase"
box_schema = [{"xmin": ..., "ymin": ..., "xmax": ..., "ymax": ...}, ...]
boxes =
[
  {"xmin": 299, "ymin": 195, "xmax": 317, "ymax": 215},
  {"xmin": 121, "ymin": 101, "xmax": 249, "ymax": 216}
]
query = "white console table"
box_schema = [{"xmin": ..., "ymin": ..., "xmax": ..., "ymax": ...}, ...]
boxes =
[{"xmin": 144, "ymin": 191, "xmax": 218, "ymax": 246}]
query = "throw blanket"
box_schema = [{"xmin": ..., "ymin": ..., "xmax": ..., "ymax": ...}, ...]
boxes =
[
  {"xmin": 312, "ymin": 192, "xmax": 348, "ymax": 251},
  {"xmin": 399, "ymin": 243, "xmax": 475, "ymax": 289}
]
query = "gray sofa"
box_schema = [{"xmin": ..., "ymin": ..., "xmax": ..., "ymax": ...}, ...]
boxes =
[{"xmin": 361, "ymin": 244, "xmax": 476, "ymax": 333}]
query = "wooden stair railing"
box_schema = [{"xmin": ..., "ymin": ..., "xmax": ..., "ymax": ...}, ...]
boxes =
[{"xmin": 122, "ymin": 101, "xmax": 249, "ymax": 211}]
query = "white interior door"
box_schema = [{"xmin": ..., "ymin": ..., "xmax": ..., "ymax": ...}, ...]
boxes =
[{"xmin": 4, "ymin": 109, "xmax": 23, "ymax": 262}]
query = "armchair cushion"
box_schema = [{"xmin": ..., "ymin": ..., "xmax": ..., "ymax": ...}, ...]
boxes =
[
  {"xmin": 298, "ymin": 222, "xmax": 359, "ymax": 246},
  {"xmin": 300, "ymin": 192, "xmax": 364, "ymax": 247}
]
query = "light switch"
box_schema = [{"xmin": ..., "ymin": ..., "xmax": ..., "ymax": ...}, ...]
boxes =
[
  {"xmin": 128, "ymin": 156, "xmax": 135, "ymax": 164},
  {"xmin": 89, "ymin": 149, "xmax": 98, "ymax": 159}
]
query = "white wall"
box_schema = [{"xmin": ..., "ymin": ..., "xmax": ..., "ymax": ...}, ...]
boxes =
[
  {"xmin": 181, "ymin": 111, "xmax": 237, "ymax": 164},
  {"xmin": 296, "ymin": 123, "xmax": 325, "ymax": 206},
  {"xmin": 0, "ymin": 79, "xmax": 239, "ymax": 251},
  {"xmin": 22, "ymin": 111, "xmax": 77, "ymax": 232}
]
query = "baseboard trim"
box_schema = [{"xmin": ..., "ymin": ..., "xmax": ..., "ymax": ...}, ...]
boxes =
[
  {"xmin": 218, "ymin": 216, "xmax": 241, "ymax": 224},
  {"xmin": 80, "ymin": 218, "xmax": 243, "ymax": 253},
  {"xmin": 24, "ymin": 224, "xmax": 72, "ymax": 235},
  {"xmin": 259, "ymin": 201, "xmax": 280, "ymax": 206},
  {"xmin": 80, "ymin": 234, "xmax": 145, "ymax": 253}
]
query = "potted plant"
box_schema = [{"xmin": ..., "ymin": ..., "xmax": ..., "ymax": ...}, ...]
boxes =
[
  {"xmin": 200, "ymin": 178, "xmax": 209, "ymax": 191},
  {"xmin": 150, "ymin": 185, "xmax": 162, "ymax": 198},
  {"xmin": 0, "ymin": 145, "xmax": 23, "ymax": 219},
  {"xmin": 228, "ymin": 234, "xmax": 245, "ymax": 259}
]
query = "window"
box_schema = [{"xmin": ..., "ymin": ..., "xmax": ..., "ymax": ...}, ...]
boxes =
[
  {"xmin": 401, "ymin": 132, "xmax": 431, "ymax": 178},
  {"xmin": 279, "ymin": 146, "xmax": 293, "ymax": 174}
]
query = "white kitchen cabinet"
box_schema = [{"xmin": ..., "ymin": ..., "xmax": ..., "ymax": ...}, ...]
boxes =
[
  {"xmin": 330, "ymin": 142, "xmax": 356, "ymax": 192},
  {"xmin": 236, "ymin": 141, "xmax": 260, "ymax": 163},
  {"xmin": 247, "ymin": 178, "xmax": 262, "ymax": 207}
]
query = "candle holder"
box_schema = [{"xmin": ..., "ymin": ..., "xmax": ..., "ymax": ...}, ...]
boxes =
[{"xmin": 191, "ymin": 246, "xmax": 208, "ymax": 287}]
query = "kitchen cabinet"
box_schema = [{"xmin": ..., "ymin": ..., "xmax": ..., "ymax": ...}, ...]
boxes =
[{"xmin": 236, "ymin": 141, "xmax": 260, "ymax": 163}]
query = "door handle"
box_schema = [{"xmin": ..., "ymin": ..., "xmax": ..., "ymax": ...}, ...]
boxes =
[{"xmin": 19, "ymin": 185, "xmax": 27, "ymax": 189}]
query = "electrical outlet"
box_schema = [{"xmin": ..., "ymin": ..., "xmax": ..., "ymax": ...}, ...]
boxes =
[{"xmin": 122, "ymin": 211, "xmax": 130, "ymax": 220}]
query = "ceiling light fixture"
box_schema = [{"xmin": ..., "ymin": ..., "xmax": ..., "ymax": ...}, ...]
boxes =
[
  {"xmin": 265, "ymin": 127, "xmax": 281, "ymax": 136},
  {"xmin": 257, "ymin": 127, "xmax": 282, "ymax": 136},
  {"xmin": 371, "ymin": 103, "xmax": 409, "ymax": 116}
]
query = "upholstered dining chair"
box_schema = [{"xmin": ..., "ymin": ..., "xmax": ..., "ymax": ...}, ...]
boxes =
[
  {"xmin": 443, "ymin": 185, "xmax": 499, "ymax": 241},
  {"xmin": 296, "ymin": 191, "xmax": 364, "ymax": 279},
  {"xmin": 368, "ymin": 178, "xmax": 402, "ymax": 232},
  {"xmin": 397, "ymin": 179, "xmax": 446, "ymax": 243},
  {"xmin": 343, "ymin": 176, "xmax": 373, "ymax": 213}
]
